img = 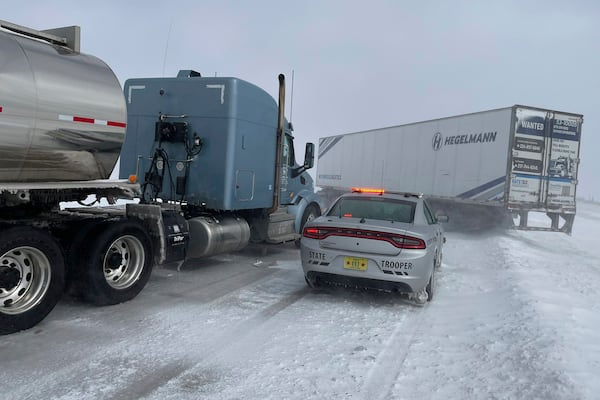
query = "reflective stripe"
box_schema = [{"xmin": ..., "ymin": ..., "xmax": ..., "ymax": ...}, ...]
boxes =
[{"xmin": 58, "ymin": 114, "xmax": 126, "ymax": 128}]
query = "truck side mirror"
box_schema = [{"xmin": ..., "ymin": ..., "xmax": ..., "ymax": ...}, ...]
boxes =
[
  {"xmin": 291, "ymin": 142, "xmax": 315, "ymax": 178},
  {"xmin": 304, "ymin": 142, "xmax": 315, "ymax": 169},
  {"xmin": 436, "ymin": 215, "xmax": 449, "ymax": 223}
]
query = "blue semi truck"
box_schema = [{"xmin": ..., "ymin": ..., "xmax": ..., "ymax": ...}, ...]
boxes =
[
  {"xmin": 0, "ymin": 20, "xmax": 322, "ymax": 334},
  {"xmin": 120, "ymin": 71, "xmax": 323, "ymax": 258}
]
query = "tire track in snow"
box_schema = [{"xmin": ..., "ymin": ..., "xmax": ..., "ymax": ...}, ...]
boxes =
[
  {"xmin": 108, "ymin": 275, "xmax": 311, "ymax": 399},
  {"xmin": 105, "ymin": 361, "xmax": 193, "ymax": 400},
  {"xmin": 1, "ymin": 263, "xmax": 300, "ymax": 400},
  {"xmin": 383, "ymin": 232, "xmax": 582, "ymax": 400},
  {"xmin": 361, "ymin": 305, "xmax": 426, "ymax": 399}
]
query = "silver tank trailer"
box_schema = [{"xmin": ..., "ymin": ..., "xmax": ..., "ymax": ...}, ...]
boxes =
[{"xmin": 0, "ymin": 23, "xmax": 126, "ymax": 182}]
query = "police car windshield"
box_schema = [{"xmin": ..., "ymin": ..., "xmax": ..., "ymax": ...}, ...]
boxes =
[{"xmin": 327, "ymin": 196, "xmax": 415, "ymax": 223}]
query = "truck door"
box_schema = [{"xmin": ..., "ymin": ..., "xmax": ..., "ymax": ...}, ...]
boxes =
[
  {"xmin": 544, "ymin": 113, "xmax": 582, "ymax": 210},
  {"xmin": 280, "ymin": 134, "xmax": 290, "ymax": 197}
]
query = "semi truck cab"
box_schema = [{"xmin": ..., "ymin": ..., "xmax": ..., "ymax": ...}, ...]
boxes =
[{"xmin": 120, "ymin": 71, "xmax": 323, "ymax": 255}]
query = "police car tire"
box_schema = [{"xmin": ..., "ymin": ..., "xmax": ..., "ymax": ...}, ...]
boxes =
[
  {"xmin": 78, "ymin": 220, "xmax": 153, "ymax": 306},
  {"xmin": 426, "ymin": 267, "xmax": 435, "ymax": 302},
  {"xmin": 305, "ymin": 275, "xmax": 319, "ymax": 289},
  {"xmin": 435, "ymin": 251, "xmax": 443, "ymax": 269}
]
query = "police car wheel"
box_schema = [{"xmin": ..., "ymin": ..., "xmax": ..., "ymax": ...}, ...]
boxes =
[
  {"xmin": 426, "ymin": 267, "xmax": 435, "ymax": 302},
  {"xmin": 305, "ymin": 275, "xmax": 319, "ymax": 289}
]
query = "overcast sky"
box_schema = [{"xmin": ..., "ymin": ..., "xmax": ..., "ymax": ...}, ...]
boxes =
[{"xmin": 4, "ymin": 0, "xmax": 599, "ymax": 200}]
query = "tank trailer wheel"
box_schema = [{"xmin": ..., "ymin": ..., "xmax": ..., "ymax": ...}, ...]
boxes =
[{"xmin": 0, "ymin": 227, "xmax": 65, "ymax": 335}]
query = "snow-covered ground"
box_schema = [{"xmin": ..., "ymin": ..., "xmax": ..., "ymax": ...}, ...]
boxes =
[{"xmin": 1, "ymin": 202, "xmax": 599, "ymax": 400}]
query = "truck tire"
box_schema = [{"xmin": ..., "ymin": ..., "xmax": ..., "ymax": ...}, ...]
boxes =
[
  {"xmin": 76, "ymin": 220, "xmax": 153, "ymax": 306},
  {"xmin": 295, "ymin": 204, "xmax": 321, "ymax": 247},
  {"xmin": 0, "ymin": 227, "xmax": 65, "ymax": 335}
]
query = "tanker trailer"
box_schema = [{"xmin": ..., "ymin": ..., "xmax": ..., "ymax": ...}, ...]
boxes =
[{"xmin": 0, "ymin": 20, "xmax": 188, "ymax": 335}]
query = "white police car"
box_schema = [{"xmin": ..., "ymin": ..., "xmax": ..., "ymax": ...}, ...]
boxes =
[{"xmin": 300, "ymin": 188, "xmax": 447, "ymax": 303}]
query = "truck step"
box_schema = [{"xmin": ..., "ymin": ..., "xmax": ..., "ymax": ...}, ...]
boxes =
[{"xmin": 265, "ymin": 208, "xmax": 298, "ymax": 243}]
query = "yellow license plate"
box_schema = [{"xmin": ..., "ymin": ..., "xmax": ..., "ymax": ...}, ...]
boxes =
[{"xmin": 344, "ymin": 257, "xmax": 368, "ymax": 271}]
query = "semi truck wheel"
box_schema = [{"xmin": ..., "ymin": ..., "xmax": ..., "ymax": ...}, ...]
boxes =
[
  {"xmin": 295, "ymin": 204, "xmax": 321, "ymax": 247},
  {"xmin": 77, "ymin": 221, "xmax": 153, "ymax": 306},
  {"xmin": 0, "ymin": 227, "xmax": 65, "ymax": 335}
]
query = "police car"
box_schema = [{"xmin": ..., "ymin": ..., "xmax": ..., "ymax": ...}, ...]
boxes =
[{"xmin": 300, "ymin": 188, "xmax": 447, "ymax": 303}]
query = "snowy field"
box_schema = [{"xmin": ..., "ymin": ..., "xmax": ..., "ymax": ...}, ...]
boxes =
[{"xmin": 1, "ymin": 201, "xmax": 599, "ymax": 400}]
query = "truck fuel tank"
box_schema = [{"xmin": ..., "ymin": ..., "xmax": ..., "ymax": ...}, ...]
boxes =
[{"xmin": 186, "ymin": 215, "xmax": 250, "ymax": 258}]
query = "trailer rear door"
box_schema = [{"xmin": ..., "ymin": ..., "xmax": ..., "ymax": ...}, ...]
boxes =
[
  {"xmin": 544, "ymin": 113, "xmax": 582, "ymax": 210},
  {"xmin": 508, "ymin": 107, "xmax": 547, "ymax": 205},
  {"xmin": 508, "ymin": 107, "xmax": 582, "ymax": 211}
]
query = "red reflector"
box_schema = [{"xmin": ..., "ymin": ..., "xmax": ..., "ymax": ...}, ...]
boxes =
[
  {"xmin": 73, "ymin": 116, "xmax": 95, "ymax": 124},
  {"xmin": 343, "ymin": 213, "xmax": 353, "ymax": 218},
  {"xmin": 107, "ymin": 121, "xmax": 127, "ymax": 128},
  {"xmin": 59, "ymin": 114, "xmax": 126, "ymax": 128}
]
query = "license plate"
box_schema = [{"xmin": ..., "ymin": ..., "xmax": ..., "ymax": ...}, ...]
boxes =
[{"xmin": 344, "ymin": 257, "xmax": 368, "ymax": 271}]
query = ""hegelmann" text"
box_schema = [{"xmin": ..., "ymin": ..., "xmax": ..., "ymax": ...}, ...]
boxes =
[{"xmin": 444, "ymin": 131, "xmax": 497, "ymax": 146}]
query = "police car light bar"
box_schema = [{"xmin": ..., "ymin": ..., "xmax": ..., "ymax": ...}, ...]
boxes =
[{"xmin": 351, "ymin": 187, "xmax": 385, "ymax": 194}]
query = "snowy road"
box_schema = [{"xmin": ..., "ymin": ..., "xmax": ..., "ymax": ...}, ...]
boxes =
[{"xmin": 2, "ymin": 202, "xmax": 599, "ymax": 400}]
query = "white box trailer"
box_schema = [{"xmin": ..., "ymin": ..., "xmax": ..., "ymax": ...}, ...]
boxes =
[{"xmin": 317, "ymin": 105, "xmax": 583, "ymax": 233}]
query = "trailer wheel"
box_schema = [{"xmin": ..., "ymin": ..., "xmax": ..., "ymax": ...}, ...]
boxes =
[
  {"xmin": 295, "ymin": 204, "xmax": 321, "ymax": 247},
  {"xmin": 78, "ymin": 221, "xmax": 152, "ymax": 306},
  {"xmin": 0, "ymin": 227, "xmax": 65, "ymax": 335}
]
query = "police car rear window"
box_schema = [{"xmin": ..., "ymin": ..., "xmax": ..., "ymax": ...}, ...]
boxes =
[{"xmin": 327, "ymin": 196, "xmax": 416, "ymax": 223}]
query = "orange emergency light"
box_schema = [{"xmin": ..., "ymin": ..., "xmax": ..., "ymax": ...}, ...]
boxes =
[{"xmin": 351, "ymin": 187, "xmax": 385, "ymax": 194}]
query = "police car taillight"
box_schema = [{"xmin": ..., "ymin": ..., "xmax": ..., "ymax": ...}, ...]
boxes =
[
  {"xmin": 302, "ymin": 226, "xmax": 425, "ymax": 249},
  {"xmin": 303, "ymin": 227, "xmax": 325, "ymax": 239},
  {"xmin": 391, "ymin": 235, "xmax": 426, "ymax": 249}
]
